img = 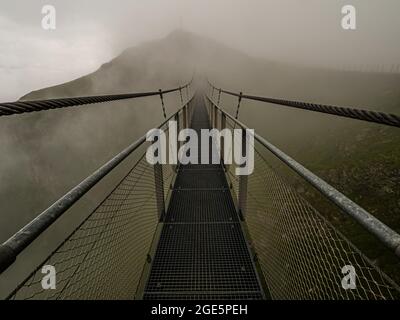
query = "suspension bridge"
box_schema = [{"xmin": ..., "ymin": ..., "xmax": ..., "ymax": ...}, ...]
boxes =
[{"xmin": 0, "ymin": 78, "xmax": 399, "ymax": 300}]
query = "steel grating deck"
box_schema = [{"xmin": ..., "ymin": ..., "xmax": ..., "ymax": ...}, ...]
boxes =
[{"xmin": 143, "ymin": 98, "xmax": 264, "ymax": 300}]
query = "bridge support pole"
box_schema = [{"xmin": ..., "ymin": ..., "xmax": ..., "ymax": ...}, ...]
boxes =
[
  {"xmin": 238, "ymin": 129, "xmax": 248, "ymax": 221},
  {"xmin": 188, "ymin": 101, "xmax": 193, "ymax": 126},
  {"xmin": 179, "ymin": 87, "xmax": 184, "ymax": 105},
  {"xmin": 183, "ymin": 105, "xmax": 188, "ymax": 129},
  {"xmin": 217, "ymin": 89, "xmax": 222, "ymax": 105},
  {"xmin": 221, "ymin": 113, "xmax": 227, "ymax": 163},
  {"xmin": 175, "ymin": 113, "xmax": 180, "ymax": 171},
  {"xmin": 153, "ymin": 163, "xmax": 165, "ymax": 221},
  {"xmin": 238, "ymin": 177, "xmax": 248, "ymax": 221},
  {"xmin": 213, "ymin": 106, "xmax": 218, "ymax": 129},
  {"xmin": 209, "ymin": 103, "xmax": 213, "ymax": 127}
]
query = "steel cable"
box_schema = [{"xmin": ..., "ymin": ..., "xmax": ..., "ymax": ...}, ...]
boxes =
[
  {"xmin": 208, "ymin": 81, "xmax": 400, "ymax": 128},
  {"xmin": 0, "ymin": 83, "xmax": 191, "ymax": 118}
]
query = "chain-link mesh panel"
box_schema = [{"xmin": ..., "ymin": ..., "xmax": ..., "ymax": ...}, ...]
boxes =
[
  {"xmin": 242, "ymin": 146, "xmax": 400, "ymax": 300},
  {"xmin": 8, "ymin": 154, "xmax": 162, "ymax": 300}
]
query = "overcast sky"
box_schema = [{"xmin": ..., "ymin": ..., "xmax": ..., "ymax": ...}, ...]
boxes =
[{"xmin": 0, "ymin": 0, "xmax": 399, "ymax": 101}]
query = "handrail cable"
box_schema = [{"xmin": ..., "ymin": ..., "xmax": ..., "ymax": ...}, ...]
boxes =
[
  {"xmin": 208, "ymin": 80, "xmax": 400, "ymax": 128},
  {"xmin": 0, "ymin": 81, "xmax": 192, "ymax": 118}
]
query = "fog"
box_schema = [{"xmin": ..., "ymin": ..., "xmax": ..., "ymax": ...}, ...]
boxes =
[
  {"xmin": 0, "ymin": 0, "xmax": 400, "ymax": 297},
  {"xmin": 1, "ymin": 0, "xmax": 400, "ymax": 101}
]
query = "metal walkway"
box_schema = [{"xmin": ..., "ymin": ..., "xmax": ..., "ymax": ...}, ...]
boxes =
[{"xmin": 143, "ymin": 99, "xmax": 264, "ymax": 300}]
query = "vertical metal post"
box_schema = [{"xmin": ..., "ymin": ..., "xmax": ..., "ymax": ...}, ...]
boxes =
[
  {"xmin": 154, "ymin": 163, "xmax": 165, "ymax": 221},
  {"xmin": 213, "ymin": 106, "xmax": 218, "ymax": 129},
  {"xmin": 238, "ymin": 177, "xmax": 248, "ymax": 221},
  {"xmin": 217, "ymin": 89, "xmax": 222, "ymax": 105},
  {"xmin": 176, "ymin": 113, "xmax": 180, "ymax": 140},
  {"xmin": 179, "ymin": 87, "xmax": 184, "ymax": 105},
  {"xmin": 189, "ymin": 100, "xmax": 193, "ymax": 126},
  {"xmin": 238, "ymin": 128, "xmax": 248, "ymax": 221},
  {"xmin": 235, "ymin": 92, "xmax": 243, "ymax": 120},
  {"xmin": 221, "ymin": 113, "xmax": 227, "ymax": 162},
  {"xmin": 175, "ymin": 112, "xmax": 180, "ymax": 170},
  {"xmin": 159, "ymin": 89, "xmax": 167, "ymax": 119},
  {"xmin": 211, "ymin": 102, "xmax": 214, "ymax": 125},
  {"xmin": 183, "ymin": 105, "xmax": 188, "ymax": 129},
  {"xmin": 187, "ymin": 101, "xmax": 191, "ymax": 127}
]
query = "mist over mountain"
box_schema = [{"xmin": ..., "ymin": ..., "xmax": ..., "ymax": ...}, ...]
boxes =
[
  {"xmin": 1, "ymin": 30, "xmax": 399, "ymax": 296},
  {"xmin": 4, "ymin": 28, "xmax": 400, "ymax": 232},
  {"xmin": 22, "ymin": 30, "xmax": 400, "ymax": 114}
]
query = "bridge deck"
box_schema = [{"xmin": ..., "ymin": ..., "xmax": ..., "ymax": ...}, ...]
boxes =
[{"xmin": 143, "ymin": 98, "xmax": 264, "ymax": 300}]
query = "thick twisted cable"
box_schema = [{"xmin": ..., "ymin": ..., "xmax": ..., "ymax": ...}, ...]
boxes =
[
  {"xmin": 0, "ymin": 83, "xmax": 190, "ymax": 117},
  {"xmin": 208, "ymin": 81, "xmax": 400, "ymax": 128}
]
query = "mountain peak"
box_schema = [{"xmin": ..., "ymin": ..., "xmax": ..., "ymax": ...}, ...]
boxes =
[{"xmin": 166, "ymin": 29, "xmax": 195, "ymax": 39}]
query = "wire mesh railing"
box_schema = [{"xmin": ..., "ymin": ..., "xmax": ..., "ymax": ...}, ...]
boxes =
[
  {"xmin": 0, "ymin": 88, "xmax": 195, "ymax": 300},
  {"xmin": 8, "ymin": 154, "xmax": 159, "ymax": 300},
  {"xmin": 205, "ymin": 94, "xmax": 400, "ymax": 300}
]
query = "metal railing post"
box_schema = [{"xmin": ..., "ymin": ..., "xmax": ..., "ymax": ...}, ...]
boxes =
[
  {"xmin": 153, "ymin": 163, "xmax": 165, "ymax": 221},
  {"xmin": 179, "ymin": 87, "xmax": 184, "ymax": 105},
  {"xmin": 210, "ymin": 104, "xmax": 214, "ymax": 127},
  {"xmin": 183, "ymin": 104, "xmax": 188, "ymax": 130},
  {"xmin": 221, "ymin": 113, "xmax": 227, "ymax": 163},
  {"xmin": 159, "ymin": 89, "xmax": 167, "ymax": 119},
  {"xmin": 213, "ymin": 106, "xmax": 218, "ymax": 129},
  {"xmin": 235, "ymin": 92, "xmax": 243, "ymax": 120},
  {"xmin": 238, "ymin": 128, "xmax": 248, "ymax": 221},
  {"xmin": 217, "ymin": 88, "xmax": 222, "ymax": 105},
  {"xmin": 189, "ymin": 100, "xmax": 193, "ymax": 126},
  {"xmin": 175, "ymin": 112, "xmax": 180, "ymax": 170}
]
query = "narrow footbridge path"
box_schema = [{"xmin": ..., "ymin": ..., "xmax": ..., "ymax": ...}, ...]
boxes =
[{"xmin": 143, "ymin": 98, "xmax": 265, "ymax": 300}]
